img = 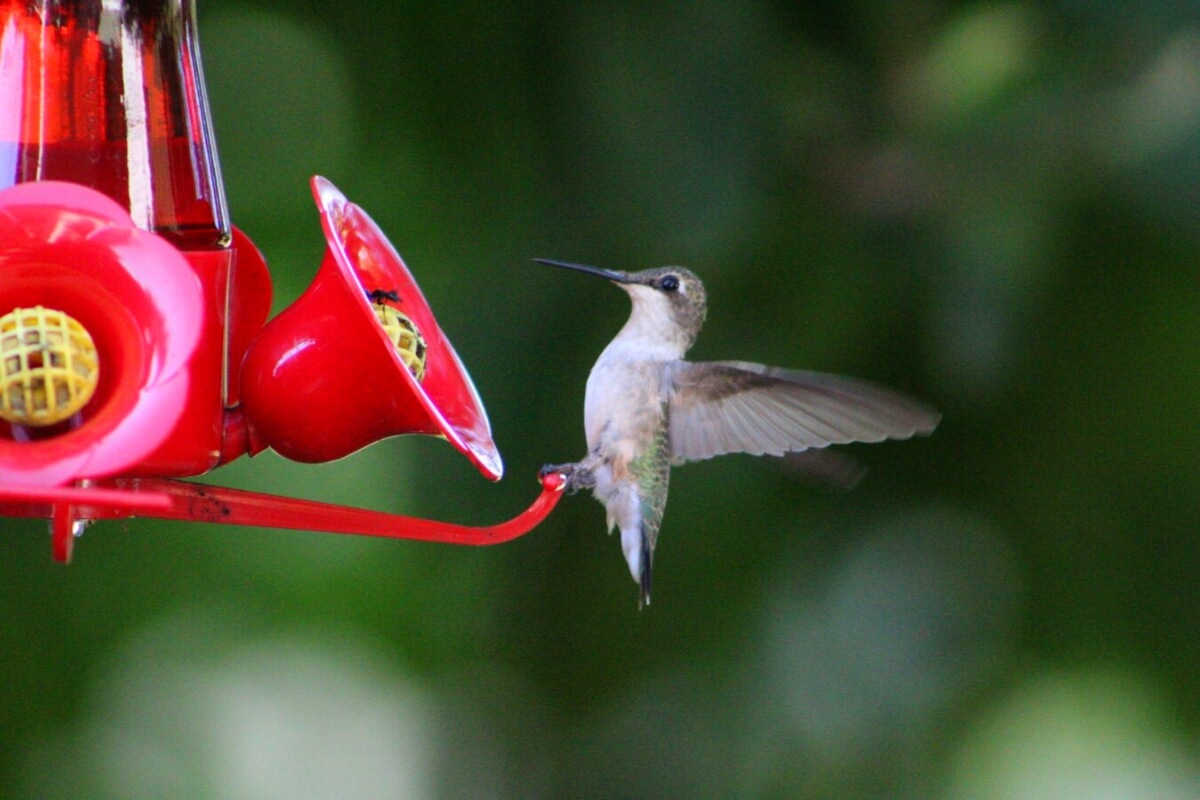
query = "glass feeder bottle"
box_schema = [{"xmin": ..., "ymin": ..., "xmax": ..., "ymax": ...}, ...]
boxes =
[{"xmin": 0, "ymin": 0, "xmax": 229, "ymax": 250}]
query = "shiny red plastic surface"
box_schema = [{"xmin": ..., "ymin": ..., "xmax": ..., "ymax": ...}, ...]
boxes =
[
  {"xmin": 111, "ymin": 469, "xmax": 564, "ymax": 544},
  {"xmin": 0, "ymin": 0, "xmax": 238, "ymax": 477},
  {"xmin": 0, "ymin": 470, "xmax": 564, "ymax": 562},
  {"xmin": 0, "ymin": 181, "xmax": 203, "ymax": 486},
  {"xmin": 0, "ymin": 2, "xmax": 559, "ymax": 561},
  {"xmin": 222, "ymin": 229, "xmax": 272, "ymax": 410},
  {"xmin": 239, "ymin": 177, "xmax": 504, "ymax": 480}
]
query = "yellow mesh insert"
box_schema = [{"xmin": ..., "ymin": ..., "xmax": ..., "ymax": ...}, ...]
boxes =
[
  {"xmin": 0, "ymin": 306, "xmax": 100, "ymax": 426},
  {"xmin": 372, "ymin": 302, "xmax": 427, "ymax": 382}
]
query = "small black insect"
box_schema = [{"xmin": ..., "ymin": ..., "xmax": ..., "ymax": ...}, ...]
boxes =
[{"xmin": 367, "ymin": 288, "xmax": 401, "ymax": 304}]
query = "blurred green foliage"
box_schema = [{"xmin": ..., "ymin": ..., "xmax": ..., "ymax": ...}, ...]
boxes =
[{"xmin": 5, "ymin": 1, "xmax": 1200, "ymax": 797}]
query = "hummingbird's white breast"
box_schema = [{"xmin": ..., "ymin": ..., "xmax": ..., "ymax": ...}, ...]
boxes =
[
  {"xmin": 584, "ymin": 348, "xmax": 668, "ymax": 453},
  {"xmin": 583, "ymin": 284, "xmax": 687, "ymax": 455}
]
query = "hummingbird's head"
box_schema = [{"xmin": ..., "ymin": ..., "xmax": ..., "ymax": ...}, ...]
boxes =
[{"xmin": 536, "ymin": 259, "xmax": 708, "ymax": 352}]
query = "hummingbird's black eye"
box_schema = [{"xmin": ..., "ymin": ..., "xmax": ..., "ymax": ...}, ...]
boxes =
[{"xmin": 659, "ymin": 275, "xmax": 680, "ymax": 292}]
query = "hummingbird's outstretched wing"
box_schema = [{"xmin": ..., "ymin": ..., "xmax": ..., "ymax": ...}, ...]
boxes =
[{"xmin": 666, "ymin": 360, "xmax": 940, "ymax": 464}]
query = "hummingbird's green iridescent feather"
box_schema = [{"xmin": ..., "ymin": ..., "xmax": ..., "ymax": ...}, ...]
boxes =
[
  {"xmin": 632, "ymin": 405, "xmax": 672, "ymax": 552},
  {"xmin": 630, "ymin": 405, "xmax": 671, "ymax": 605}
]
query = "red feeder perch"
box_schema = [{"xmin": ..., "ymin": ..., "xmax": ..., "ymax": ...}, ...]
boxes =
[{"xmin": 0, "ymin": 0, "xmax": 563, "ymax": 562}]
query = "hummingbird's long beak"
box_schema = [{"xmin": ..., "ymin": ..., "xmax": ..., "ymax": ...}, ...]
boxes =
[{"xmin": 534, "ymin": 258, "xmax": 630, "ymax": 283}]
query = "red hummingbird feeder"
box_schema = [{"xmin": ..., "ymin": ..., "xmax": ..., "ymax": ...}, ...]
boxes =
[{"xmin": 0, "ymin": 0, "xmax": 563, "ymax": 562}]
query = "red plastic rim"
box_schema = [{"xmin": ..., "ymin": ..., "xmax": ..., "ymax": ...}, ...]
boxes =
[{"xmin": 310, "ymin": 176, "xmax": 503, "ymax": 481}]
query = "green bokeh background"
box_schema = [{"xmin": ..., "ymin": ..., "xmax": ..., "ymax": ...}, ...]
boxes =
[{"xmin": 6, "ymin": 1, "xmax": 1200, "ymax": 797}]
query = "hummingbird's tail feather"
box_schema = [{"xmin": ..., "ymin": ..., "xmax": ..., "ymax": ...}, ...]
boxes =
[
  {"xmin": 617, "ymin": 513, "xmax": 652, "ymax": 608},
  {"xmin": 638, "ymin": 534, "xmax": 653, "ymax": 609},
  {"xmin": 610, "ymin": 480, "xmax": 665, "ymax": 609}
]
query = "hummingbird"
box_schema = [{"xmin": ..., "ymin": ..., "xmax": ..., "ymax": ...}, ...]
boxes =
[{"xmin": 537, "ymin": 258, "xmax": 940, "ymax": 608}]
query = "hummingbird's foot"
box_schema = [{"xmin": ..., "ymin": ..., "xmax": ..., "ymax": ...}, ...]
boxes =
[{"xmin": 539, "ymin": 462, "xmax": 595, "ymax": 494}]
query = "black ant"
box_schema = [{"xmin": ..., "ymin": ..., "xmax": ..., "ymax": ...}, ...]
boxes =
[{"xmin": 366, "ymin": 288, "xmax": 401, "ymax": 304}]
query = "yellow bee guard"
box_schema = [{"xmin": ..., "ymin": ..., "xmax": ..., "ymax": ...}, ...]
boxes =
[
  {"xmin": 371, "ymin": 301, "xmax": 427, "ymax": 382},
  {"xmin": 0, "ymin": 306, "xmax": 100, "ymax": 425}
]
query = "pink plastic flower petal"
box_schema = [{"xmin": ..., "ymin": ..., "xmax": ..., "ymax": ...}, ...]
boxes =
[{"xmin": 0, "ymin": 181, "xmax": 204, "ymax": 487}]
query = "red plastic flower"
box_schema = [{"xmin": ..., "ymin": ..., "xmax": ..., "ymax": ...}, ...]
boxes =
[
  {"xmin": 239, "ymin": 177, "xmax": 504, "ymax": 480},
  {"xmin": 0, "ymin": 181, "xmax": 204, "ymax": 487}
]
